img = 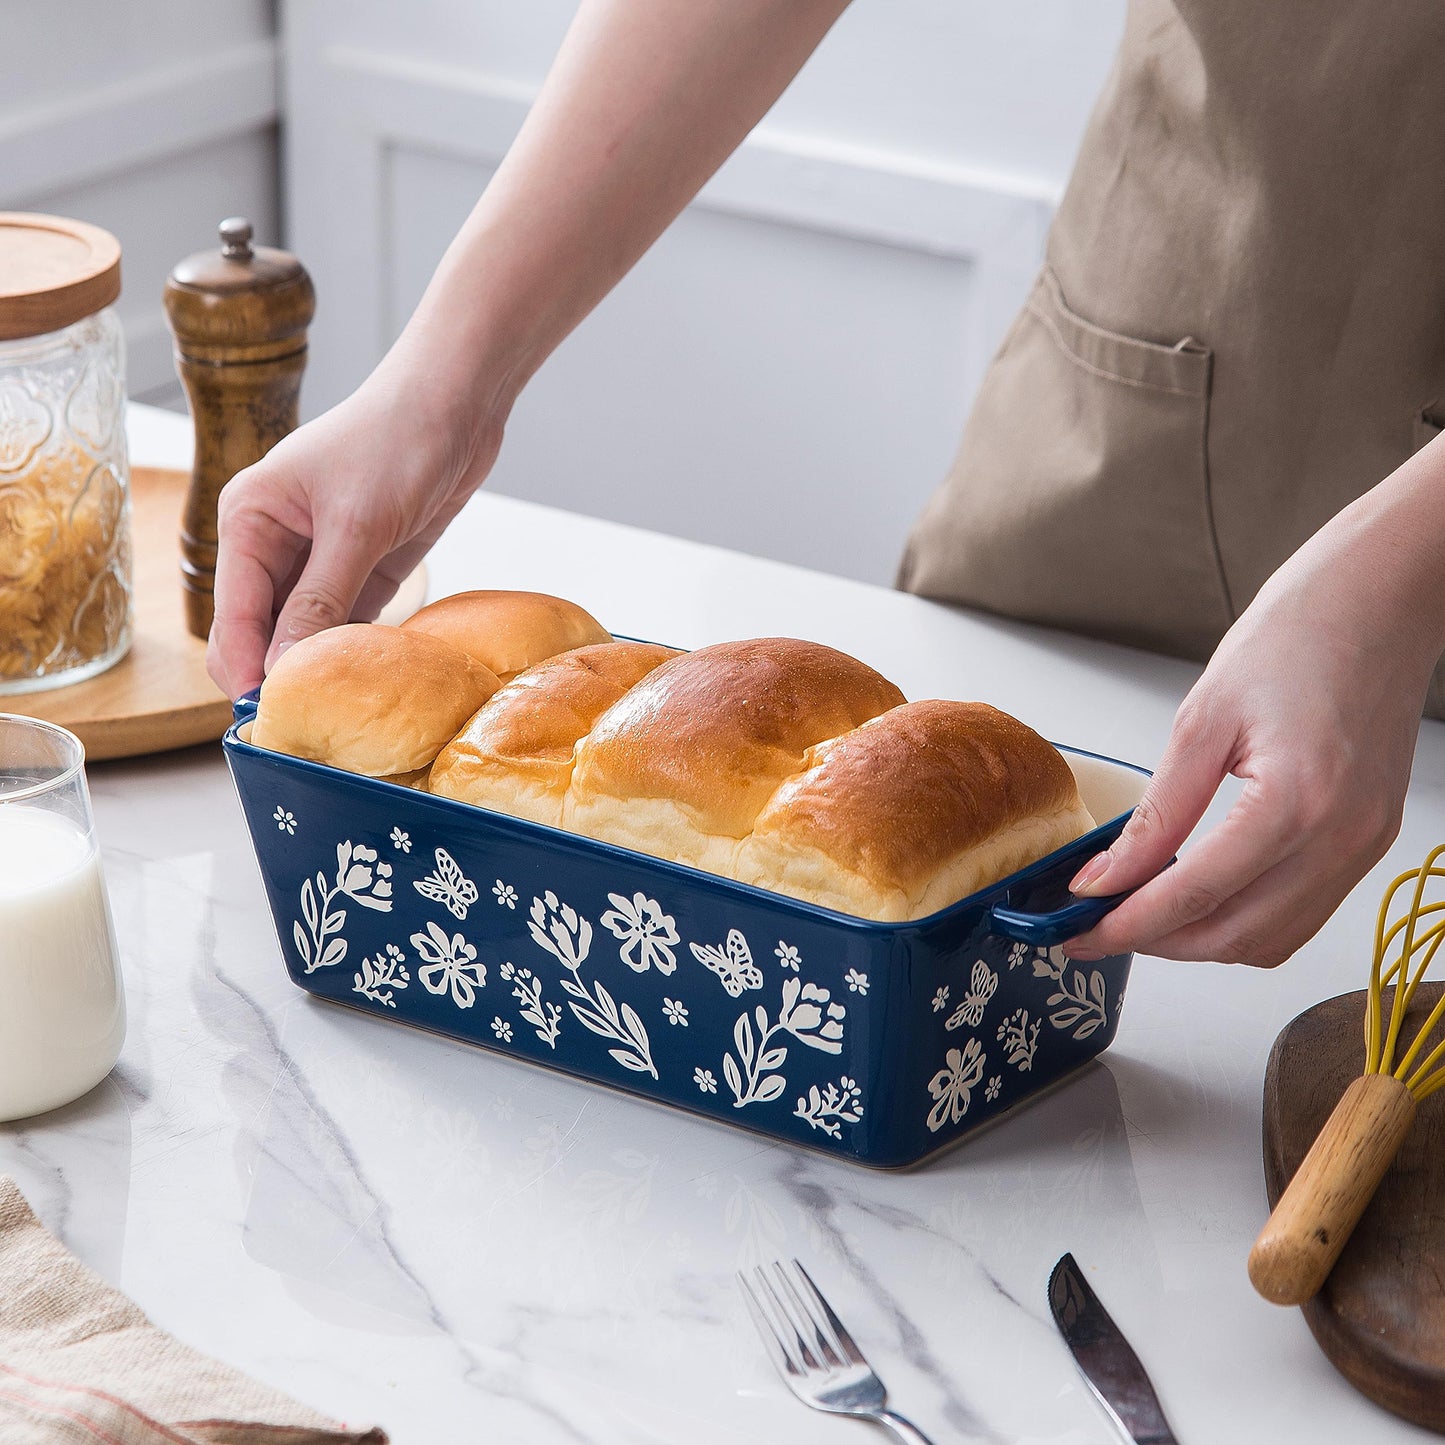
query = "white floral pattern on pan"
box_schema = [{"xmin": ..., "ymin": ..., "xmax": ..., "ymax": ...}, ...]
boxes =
[
  {"xmin": 1048, "ymin": 967, "xmax": 1109, "ymax": 1039},
  {"xmin": 996, "ymin": 1008, "xmax": 1040, "ymax": 1071},
  {"xmin": 279, "ymin": 825, "xmax": 1120, "ymax": 1154},
  {"xmin": 499, "ymin": 960, "xmax": 563, "ymax": 1048},
  {"xmin": 293, "ymin": 841, "xmax": 393, "ymax": 974},
  {"xmin": 601, "ymin": 892, "xmax": 679, "ymax": 974},
  {"xmin": 1032, "ymin": 945, "xmax": 1070, "ymax": 983},
  {"xmin": 691, "ymin": 929, "xmax": 763, "ymax": 998},
  {"xmin": 353, "ymin": 944, "xmax": 409, "ymax": 1006},
  {"xmin": 413, "ymin": 846, "xmax": 479, "ymax": 920},
  {"xmin": 274, "ymin": 806, "xmax": 296, "ymax": 835},
  {"xmin": 794, "ymin": 1076, "xmax": 864, "ymax": 1139},
  {"xmin": 721, "ymin": 977, "xmax": 845, "ymax": 1109},
  {"xmin": 530, "ymin": 891, "xmax": 657, "ymax": 1078},
  {"xmin": 411, "ymin": 922, "xmax": 486, "ymax": 1008},
  {"xmin": 926, "ymin": 1039, "xmax": 986, "ymax": 1133}
]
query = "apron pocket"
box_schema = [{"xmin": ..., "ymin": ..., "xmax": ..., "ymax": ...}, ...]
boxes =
[{"xmin": 899, "ymin": 268, "xmax": 1234, "ymax": 661}]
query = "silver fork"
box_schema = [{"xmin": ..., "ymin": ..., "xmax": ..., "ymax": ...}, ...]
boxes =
[{"xmin": 737, "ymin": 1258, "xmax": 936, "ymax": 1445}]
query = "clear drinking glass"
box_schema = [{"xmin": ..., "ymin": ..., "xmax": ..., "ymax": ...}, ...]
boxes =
[{"xmin": 0, "ymin": 714, "xmax": 125, "ymax": 1120}]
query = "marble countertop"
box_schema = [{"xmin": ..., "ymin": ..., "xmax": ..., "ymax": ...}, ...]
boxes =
[{"xmin": 3, "ymin": 403, "xmax": 1442, "ymax": 1443}]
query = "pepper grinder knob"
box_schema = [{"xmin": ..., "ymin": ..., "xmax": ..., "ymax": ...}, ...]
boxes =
[
  {"xmin": 218, "ymin": 216, "xmax": 254, "ymax": 260},
  {"xmin": 163, "ymin": 218, "xmax": 316, "ymax": 640}
]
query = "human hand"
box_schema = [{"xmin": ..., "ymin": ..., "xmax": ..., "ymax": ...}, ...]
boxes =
[
  {"xmin": 1062, "ymin": 498, "xmax": 1444, "ymax": 966},
  {"xmin": 206, "ymin": 365, "xmax": 505, "ymax": 699}
]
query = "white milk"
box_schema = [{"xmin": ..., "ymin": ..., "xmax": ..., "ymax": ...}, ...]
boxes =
[{"xmin": 0, "ymin": 807, "xmax": 125, "ymax": 1120}]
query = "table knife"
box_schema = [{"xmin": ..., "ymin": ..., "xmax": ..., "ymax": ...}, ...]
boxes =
[{"xmin": 1048, "ymin": 1253, "xmax": 1180, "ymax": 1445}]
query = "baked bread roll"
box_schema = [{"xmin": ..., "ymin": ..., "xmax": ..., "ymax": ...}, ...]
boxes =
[
  {"xmin": 565, "ymin": 638, "xmax": 906, "ymax": 876},
  {"xmin": 250, "ymin": 623, "xmax": 500, "ymax": 782},
  {"xmin": 733, "ymin": 700, "xmax": 1095, "ymax": 921},
  {"xmin": 401, "ymin": 589, "xmax": 610, "ymax": 682},
  {"xmin": 429, "ymin": 640, "xmax": 683, "ymax": 825}
]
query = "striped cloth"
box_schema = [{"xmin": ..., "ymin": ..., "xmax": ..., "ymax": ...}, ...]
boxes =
[{"xmin": 0, "ymin": 1178, "xmax": 386, "ymax": 1444}]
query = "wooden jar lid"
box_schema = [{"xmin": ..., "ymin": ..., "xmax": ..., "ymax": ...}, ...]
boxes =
[{"xmin": 0, "ymin": 213, "xmax": 122, "ymax": 342}]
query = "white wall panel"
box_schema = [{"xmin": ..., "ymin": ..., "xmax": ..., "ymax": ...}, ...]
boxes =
[
  {"xmin": 0, "ymin": 2, "xmax": 280, "ymax": 404},
  {"xmin": 284, "ymin": 1, "xmax": 1126, "ymax": 583}
]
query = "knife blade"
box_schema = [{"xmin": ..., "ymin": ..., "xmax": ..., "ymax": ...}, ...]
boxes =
[{"xmin": 1048, "ymin": 1253, "xmax": 1181, "ymax": 1445}]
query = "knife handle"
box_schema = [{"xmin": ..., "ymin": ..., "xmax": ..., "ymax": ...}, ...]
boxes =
[{"xmin": 1248, "ymin": 1072, "xmax": 1416, "ymax": 1305}]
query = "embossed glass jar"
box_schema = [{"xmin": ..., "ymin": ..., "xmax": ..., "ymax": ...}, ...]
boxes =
[{"xmin": 0, "ymin": 214, "xmax": 132, "ymax": 693}]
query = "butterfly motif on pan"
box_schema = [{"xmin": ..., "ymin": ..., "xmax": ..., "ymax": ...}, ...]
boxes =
[
  {"xmin": 412, "ymin": 846, "xmax": 480, "ymax": 920},
  {"xmin": 690, "ymin": 928, "xmax": 763, "ymax": 998}
]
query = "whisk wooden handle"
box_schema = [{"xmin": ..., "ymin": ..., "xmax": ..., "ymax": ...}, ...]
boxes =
[{"xmin": 1249, "ymin": 1073, "xmax": 1416, "ymax": 1305}]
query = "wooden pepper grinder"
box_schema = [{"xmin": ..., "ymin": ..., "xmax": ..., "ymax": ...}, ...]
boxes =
[{"xmin": 163, "ymin": 218, "xmax": 315, "ymax": 639}]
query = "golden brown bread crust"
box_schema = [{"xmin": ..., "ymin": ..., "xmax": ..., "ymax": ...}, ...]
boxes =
[
  {"xmin": 401, "ymin": 589, "xmax": 610, "ymax": 681},
  {"xmin": 251, "ymin": 623, "xmax": 500, "ymax": 777},
  {"xmin": 428, "ymin": 641, "xmax": 683, "ymax": 824},
  {"xmin": 734, "ymin": 700, "xmax": 1095, "ymax": 920},
  {"xmin": 565, "ymin": 638, "xmax": 906, "ymax": 867}
]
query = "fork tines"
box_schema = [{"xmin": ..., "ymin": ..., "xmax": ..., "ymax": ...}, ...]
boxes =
[{"xmin": 738, "ymin": 1258, "xmax": 862, "ymax": 1377}]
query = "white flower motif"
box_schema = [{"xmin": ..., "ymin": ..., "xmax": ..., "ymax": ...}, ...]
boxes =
[
  {"xmin": 491, "ymin": 1016, "xmax": 513, "ymax": 1042},
  {"xmin": 273, "ymin": 806, "xmax": 297, "ymax": 834},
  {"xmin": 390, "ymin": 827, "xmax": 411, "ymax": 853},
  {"xmin": 844, "ymin": 968, "xmax": 869, "ymax": 995},
  {"xmin": 926, "ymin": 1039, "xmax": 986, "ymax": 1133},
  {"xmin": 932, "ymin": 986, "xmax": 950, "ymax": 1013},
  {"xmin": 985, "ymin": 1075, "xmax": 1002, "ymax": 1102},
  {"xmin": 410, "ymin": 921, "xmax": 486, "ymax": 1008},
  {"xmin": 352, "ymin": 943, "xmax": 409, "ymax": 1006},
  {"xmin": 775, "ymin": 941, "xmax": 801, "ymax": 972},
  {"xmin": 1007, "ymin": 941, "xmax": 1030, "ymax": 971},
  {"xmin": 663, "ymin": 997, "xmax": 689, "ymax": 1026},
  {"xmin": 499, "ymin": 960, "xmax": 516, "ymax": 980},
  {"xmin": 334, "ymin": 842, "xmax": 393, "ymax": 910},
  {"xmin": 493, "ymin": 879, "xmax": 518, "ymax": 909},
  {"xmin": 694, "ymin": 1067, "xmax": 718, "ymax": 1094},
  {"xmin": 600, "ymin": 892, "xmax": 679, "ymax": 973},
  {"xmin": 528, "ymin": 891, "xmax": 592, "ymax": 969}
]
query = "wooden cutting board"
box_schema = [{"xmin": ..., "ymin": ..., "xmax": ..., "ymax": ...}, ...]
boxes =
[
  {"xmin": 3, "ymin": 466, "xmax": 426, "ymax": 760},
  {"xmin": 1263, "ymin": 983, "xmax": 1445, "ymax": 1432}
]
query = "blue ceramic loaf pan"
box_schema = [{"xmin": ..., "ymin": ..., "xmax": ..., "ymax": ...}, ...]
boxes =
[{"xmin": 224, "ymin": 693, "xmax": 1149, "ymax": 1168}]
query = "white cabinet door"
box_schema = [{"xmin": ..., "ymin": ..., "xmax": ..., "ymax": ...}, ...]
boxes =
[
  {"xmin": 283, "ymin": 0, "xmax": 1124, "ymax": 584},
  {"xmin": 0, "ymin": 1, "xmax": 280, "ymax": 405}
]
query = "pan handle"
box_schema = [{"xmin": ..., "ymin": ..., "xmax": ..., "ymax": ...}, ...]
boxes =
[
  {"xmin": 988, "ymin": 892, "xmax": 1130, "ymax": 949},
  {"xmin": 232, "ymin": 688, "xmax": 261, "ymax": 725}
]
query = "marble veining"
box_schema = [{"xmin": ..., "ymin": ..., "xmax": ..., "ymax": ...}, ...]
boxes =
[{"xmin": 0, "ymin": 408, "xmax": 1438, "ymax": 1442}]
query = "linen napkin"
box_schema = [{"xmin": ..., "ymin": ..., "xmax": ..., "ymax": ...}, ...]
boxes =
[{"xmin": 0, "ymin": 1176, "xmax": 387, "ymax": 1444}]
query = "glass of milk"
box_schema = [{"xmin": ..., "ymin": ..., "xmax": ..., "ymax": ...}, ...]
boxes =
[{"xmin": 0, "ymin": 715, "xmax": 125, "ymax": 1121}]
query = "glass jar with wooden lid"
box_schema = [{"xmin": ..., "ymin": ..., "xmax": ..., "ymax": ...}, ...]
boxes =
[{"xmin": 0, "ymin": 213, "xmax": 131, "ymax": 693}]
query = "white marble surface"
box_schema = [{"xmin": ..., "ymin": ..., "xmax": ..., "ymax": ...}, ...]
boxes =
[{"xmin": 2, "ymin": 403, "xmax": 1441, "ymax": 1442}]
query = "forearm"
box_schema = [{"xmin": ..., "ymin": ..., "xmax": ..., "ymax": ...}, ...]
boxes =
[
  {"xmin": 385, "ymin": 0, "xmax": 850, "ymax": 418},
  {"xmin": 1280, "ymin": 431, "xmax": 1445, "ymax": 670}
]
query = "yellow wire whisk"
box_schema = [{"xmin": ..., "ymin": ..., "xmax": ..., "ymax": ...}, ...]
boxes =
[{"xmin": 1250, "ymin": 846, "xmax": 1445, "ymax": 1306}]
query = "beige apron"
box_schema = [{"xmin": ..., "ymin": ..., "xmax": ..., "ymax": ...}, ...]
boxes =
[{"xmin": 898, "ymin": 0, "xmax": 1445, "ymax": 716}]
